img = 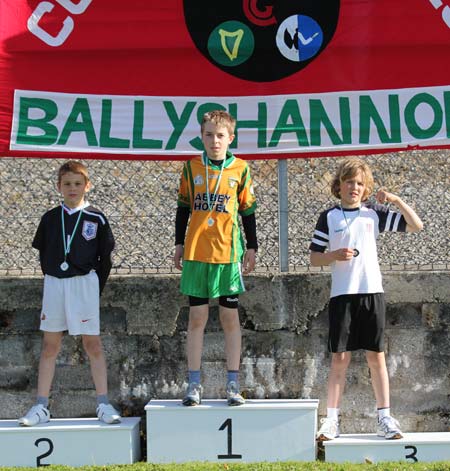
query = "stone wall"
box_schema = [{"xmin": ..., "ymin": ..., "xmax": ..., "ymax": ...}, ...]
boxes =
[{"xmin": 1, "ymin": 272, "xmax": 449, "ymax": 434}]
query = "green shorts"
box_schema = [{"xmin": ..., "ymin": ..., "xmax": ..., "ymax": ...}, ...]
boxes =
[{"xmin": 180, "ymin": 260, "xmax": 245, "ymax": 298}]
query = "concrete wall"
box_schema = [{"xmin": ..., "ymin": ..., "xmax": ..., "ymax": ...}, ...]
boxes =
[{"xmin": 1, "ymin": 272, "xmax": 449, "ymax": 434}]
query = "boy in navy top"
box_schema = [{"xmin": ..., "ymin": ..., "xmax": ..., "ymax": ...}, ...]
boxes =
[
  {"xmin": 18, "ymin": 161, "xmax": 121, "ymax": 426},
  {"xmin": 310, "ymin": 157, "xmax": 423, "ymax": 441}
]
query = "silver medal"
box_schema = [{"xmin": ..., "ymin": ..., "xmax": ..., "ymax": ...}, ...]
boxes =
[{"xmin": 60, "ymin": 261, "xmax": 69, "ymax": 271}]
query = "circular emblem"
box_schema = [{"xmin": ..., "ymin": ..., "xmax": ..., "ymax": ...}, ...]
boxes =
[
  {"xmin": 276, "ymin": 15, "xmax": 323, "ymax": 62},
  {"xmin": 208, "ymin": 21, "xmax": 255, "ymax": 67},
  {"xmin": 183, "ymin": 1, "xmax": 339, "ymax": 82}
]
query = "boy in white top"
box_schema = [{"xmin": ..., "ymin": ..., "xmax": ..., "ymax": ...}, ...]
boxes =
[{"xmin": 310, "ymin": 157, "xmax": 423, "ymax": 441}]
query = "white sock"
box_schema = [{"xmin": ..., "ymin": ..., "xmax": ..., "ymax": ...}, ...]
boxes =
[
  {"xmin": 378, "ymin": 407, "xmax": 390, "ymax": 421},
  {"xmin": 327, "ymin": 408, "xmax": 339, "ymax": 421}
]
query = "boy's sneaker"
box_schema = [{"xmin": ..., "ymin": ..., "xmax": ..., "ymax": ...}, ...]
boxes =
[
  {"xmin": 182, "ymin": 382, "xmax": 202, "ymax": 406},
  {"xmin": 316, "ymin": 417, "xmax": 340, "ymax": 441},
  {"xmin": 18, "ymin": 404, "xmax": 50, "ymax": 427},
  {"xmin": 377, "ymin": 415, "xmax": 403, "ymax": 439},
  {"xmin": 226, "ymin": 381, "xmax": 245, "ymax": 406},
  {"xmin": 96, "ymin": 403, "xmax": 121, "ymax": 424}
]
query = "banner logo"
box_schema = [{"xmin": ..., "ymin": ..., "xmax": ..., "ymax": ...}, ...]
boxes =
[
  {"xmin": 183, "ymin": 0, "xmax": 339, "ymax": 82},
  {"xmin": 208, "ymin": 21, "xmax": 254, "ymax": 66}
]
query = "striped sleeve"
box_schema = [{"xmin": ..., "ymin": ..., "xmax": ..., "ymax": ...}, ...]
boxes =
[
  {"xmin": 371, "ymin": 203, "xmax": 407, "ymax": 233},
  {"xmin": 177, "ymin": 162, "xmax": 191, "ymax": 208},
  {"xmin": 238, "ymin": 162, "xmax": 257, "ymax": 216},
  {"xmin": 309, "ymin": 210, "xmax": 329, "ymax": 252}
]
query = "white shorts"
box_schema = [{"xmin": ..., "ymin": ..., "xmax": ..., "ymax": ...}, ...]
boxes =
[{"xmin": 40, "ymin": 271, "xmax": 100, "ymax": 335}]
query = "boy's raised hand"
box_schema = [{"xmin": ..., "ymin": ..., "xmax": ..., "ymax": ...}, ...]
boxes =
[
  {"xmin": 376, "ymin": 188, "xmax": 423, "ymax": 233},
  {"xmin": 375, "ymin": 188, "xmax": 398, "ymax": 205},
  {"xmin": 243, "ymin": 249, "xmax": 256, "ymax": 274}
]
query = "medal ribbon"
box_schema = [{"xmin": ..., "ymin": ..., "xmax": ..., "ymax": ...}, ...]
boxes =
[
  {"xmin": 204, "ymin": 152, "xmax": 225, "ymax": 213},
  {"xmin": 341, "ymin": 206, "xmax": 360, "ymax": 233},
  {"xmin": 61, "ymin": 204, "xmax": 84, "ymax": 260},
  {"xmin": 341, "ymin": 206, "xmax": 361, "ymax": 257}
]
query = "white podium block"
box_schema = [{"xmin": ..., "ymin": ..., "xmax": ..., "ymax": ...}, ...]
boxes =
[
  {"xmin": 325, "ymin": 432, "xmax": 450, "ymax": 463},
  {"xmin": 0, "ymin": 417, "xmax": 141, "ymax": 467},
  {"xmin": 145, "ymin": 399, "xmax": 318, "ymax": 463}
]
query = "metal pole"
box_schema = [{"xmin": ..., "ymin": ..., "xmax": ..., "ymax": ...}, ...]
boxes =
[{"xmin": 278, "ymin": 159, "xmax": 289, "ymax": 272}]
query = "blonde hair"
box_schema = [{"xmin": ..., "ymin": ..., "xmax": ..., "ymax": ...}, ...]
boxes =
[
  {"xmin": 58, "ymin": 161, "xmax": 89, "ymax": 184},
  {"xmin": 331, "ymin": 157, "xmax": 374, "ymax": 201},
  {"xmin": 201, "ymin": 110, "xmax": 236, "ymax": 135}
]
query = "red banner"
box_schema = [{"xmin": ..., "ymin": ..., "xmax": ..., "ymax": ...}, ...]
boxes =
[{"xmin": 1, "ymin": 0, "xmax": 449, "ymax": 160}]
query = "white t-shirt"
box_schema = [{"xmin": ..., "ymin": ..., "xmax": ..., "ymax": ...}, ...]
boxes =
[{"xmin": 310, "ymin": 203, "xmax": 406, "ymax": 298}]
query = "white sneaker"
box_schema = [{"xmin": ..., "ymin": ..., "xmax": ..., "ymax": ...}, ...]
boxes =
[
  {"xmin": 182, "ymin": 382, "xmax": 203, "ymax": 406},
  {"xmin": 96, "ymin": 403, "xmax": 121, "ymax": 424},
  {"xmin": 18, "ymin": 404, "xmax": 50, "ymax": 426},
  {"xmin": 226, "ymin": 381, "xmax": 245, "ymax": 406},
  {"xmin": 316, "ymin": 417, "xmax": 340, "ymax": 441},
  {"xmin": 377, "ymin": 415, "xmax": 403, "ymax": 439}
]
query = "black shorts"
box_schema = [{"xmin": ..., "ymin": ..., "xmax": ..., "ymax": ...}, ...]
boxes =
[
  {"xmin": 328, "ymin": 293, "xmax": 385, "ymax": 353},
  {"xmin": 189, "ymin": 295, "xmax": 239, "ymax": 309}
]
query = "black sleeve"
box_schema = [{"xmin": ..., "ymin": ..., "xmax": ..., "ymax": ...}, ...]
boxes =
[
  {"xmin": 32, "ymin": 215, "xmax": 46, "ymax": 272},
  {"xmin": 175, "ymin": 206, "xmax": 190, "ymax": 246},
  {"xmin": 367, "ymin": 202, "xmax": 407, "ymax": 233},
  {"xmin": 96, "ymin": 218, "xmax": 115, "ymax": 295},
  {"xmin": 241, "ymin": 213, "xmax": 258, "ymax": 251},
  {"xmin": 32, "ymin": 215, "xmax": 45, "ymax": 251},
  {"xmin": 309, "ymin": 210, "xmax": 329, "ymax": 253}
]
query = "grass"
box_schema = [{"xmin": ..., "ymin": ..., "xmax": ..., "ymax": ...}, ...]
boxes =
[{"xmin": 2, "ymin": 462, "xmax": 450, "ymax": 471}]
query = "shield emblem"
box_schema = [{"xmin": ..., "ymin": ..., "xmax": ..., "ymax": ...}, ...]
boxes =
[
  {"xmin": 183, "ymin": 0, "xmax": 340, "ymax": 82},
  {"xmin": 82, "ymin": 220, "xmax": 98, "ymax": 241}
]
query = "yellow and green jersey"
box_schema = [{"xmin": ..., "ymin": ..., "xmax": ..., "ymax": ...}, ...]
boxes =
[{"xmin": 177, "ymin": 152, "xmax": 257, "ymax": 263}]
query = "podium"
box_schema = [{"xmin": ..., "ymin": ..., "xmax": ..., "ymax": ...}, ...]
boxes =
[
  {"xmin": 145, "ymin": 399, "xmax": 319, "ymax": 463},
  {"xmin": 324, "ymin": 432, "xmax": 450, "ymax": 463},
  {"xmin": 0, "ymin": 417, "xmax": 141, "ymax": 467}
]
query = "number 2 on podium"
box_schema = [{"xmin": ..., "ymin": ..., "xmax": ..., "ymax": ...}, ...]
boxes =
[
  {"xmin": 35, "ymin": 438, "xmax": 54, "ymax": 467},
  {"xmin": 217, "ymin": 418, "xmax": 242, "ymax": 459}
]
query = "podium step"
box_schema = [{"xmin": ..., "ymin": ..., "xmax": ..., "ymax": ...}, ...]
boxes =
[
  {"xmin": 145, "ymin": 399, "xmax": 319, "ymax": 463},
  {"xmin": 0, "ymin": 417, "xmax": 141, "ymax": 467},
  {"xmin": 324, "ymin": 432, "xmax": 450, "ymax": 463}
]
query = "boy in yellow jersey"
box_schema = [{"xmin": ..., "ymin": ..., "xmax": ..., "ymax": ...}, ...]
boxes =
[{"xmin": 174, "ymin": 110, "xmax": 257, "ymax": 406}]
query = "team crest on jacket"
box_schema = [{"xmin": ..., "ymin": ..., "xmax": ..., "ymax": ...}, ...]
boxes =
[
  {"xmin": 228, "ymin": 177, "xmax": 238, "ymax": 188},
  {"xmin": 194, "ymin": 174, "xmax": 204, "ymax": 185},
  {"xmin": 82, "ymin": 221, "xmax": 98, "ymax": 241},
  {"xmin": 183, "ymin": 0, "xmax": 339, "ymax": 82}
]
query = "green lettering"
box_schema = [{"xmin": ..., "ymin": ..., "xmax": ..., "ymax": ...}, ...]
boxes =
[
  {"xmin": 359, "ymin": 95, "xmax": 401, "ymax": 144},
  {"xmin": 99, "ymin": 100, "xmax": 130, "ymax": 148},
  {"xmin": 404, "ymin": 93, "xmax": 442, "ymax": 139},
  {"xmin": 230, "ymin": 102, "xmax": 268, "ymax": 148},
  {"xmin": 132, "ymin": 101, "xmax": 163, "ymax": 149},
  {"xmin": 57, "ymin": 98, "xmax": 97, "ymax": 146},
  {"xmin": 164, "ymin": 101, "xmax": 196, "ymax": 150},
  {"xmin": 309, "ymin": 97, "xmax": 351, "ymax": 146},
  {"xmin": 444, "ymin": 91, "xmax": 450, "ymax": 138},
  {"xmin": 269, "ymin": 99, "xmax": 308, "ymax": 147},
  {"xmin": 189, "ymin": 102, "xmax": 226, "ymax": 150},
  {"xmin": 16, "ymin": 98, "xmax": 58, "ymax": 146}
]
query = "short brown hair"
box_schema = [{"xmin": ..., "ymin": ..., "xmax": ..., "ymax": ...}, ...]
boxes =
[
  {"xmin": 331, "ymin": 157, "xmax": 374, "ymax": 201},
  {"xmin": 58, "ymin": 161, "xmax": 89, "ymax": 184},
  {"xmin": 201, "ymin": 110, "xmax": 236, "ymax": 135}
]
